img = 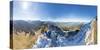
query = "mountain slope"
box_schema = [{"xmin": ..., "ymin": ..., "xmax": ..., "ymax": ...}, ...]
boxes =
[{"xmin": 32, "ymin": 17, "xmax": 97, "ymax": 48}]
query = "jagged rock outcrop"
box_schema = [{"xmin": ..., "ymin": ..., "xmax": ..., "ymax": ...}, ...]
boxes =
[
  {"xmin": 32, "ymin": 17, "xmax": 97, "ymax": 48},
  {"xmin": 85, "ymin": 17, "xmax": 97, "ymax": 45}
]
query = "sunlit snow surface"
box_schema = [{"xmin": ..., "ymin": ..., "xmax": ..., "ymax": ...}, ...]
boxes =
[{"xmin": 32, "ymin": 23, "xmax": 91, "ymax": 48}]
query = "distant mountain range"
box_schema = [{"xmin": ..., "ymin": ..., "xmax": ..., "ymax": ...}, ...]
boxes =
[
  {"xmin": 11, "ymin": 20, "xmax": 83, "ymax": 35},
  {"xmin": 11, "ymin": 20, "xmax": 43, "ymax": 34}
]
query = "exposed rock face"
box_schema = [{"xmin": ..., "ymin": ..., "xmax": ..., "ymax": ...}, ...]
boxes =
[
  {"xmin": 85, "ymin": 17, "xmax": 97, "ymax": 45},
  {"xmin": 12, "ymin": 20, "xmax": 46, "ymax": 35},
  {"xmin": 32, "ymin": 17, "xmax": 97, "ymax": 48},
  {"xmin": 13, "ymin": 17, "xmax": 97, "ymax": 48}
]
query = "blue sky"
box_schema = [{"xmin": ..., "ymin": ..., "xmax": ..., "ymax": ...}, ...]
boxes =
[{"xmin": 12, "ymin": 1, "xmax": 97, "ymax": 22}]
